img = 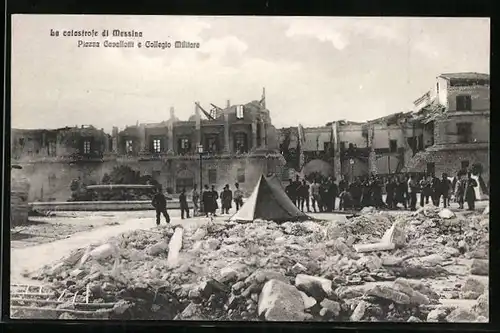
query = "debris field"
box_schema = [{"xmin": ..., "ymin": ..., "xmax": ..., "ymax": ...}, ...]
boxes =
[{"xmin": 14, "ymin": 204, "xmax": 489, "ymax": 322}]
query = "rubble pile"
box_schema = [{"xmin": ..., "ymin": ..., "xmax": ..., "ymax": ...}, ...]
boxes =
[
  {"xmin": 404, "ymin": 205, "xmax": 489, "ymax": 261},
  {"xmin": 18, "ymin": 207, "xmax": 489, "ymax": 322}
]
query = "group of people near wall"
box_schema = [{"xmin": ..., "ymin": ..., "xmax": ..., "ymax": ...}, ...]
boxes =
[{"xmin": 285, "ymin": 169, "xmax": 485, "ymax": 213}]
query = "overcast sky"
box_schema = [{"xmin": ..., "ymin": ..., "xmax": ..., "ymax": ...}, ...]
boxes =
[{"xmin": 11, "ymin": 15, "xmax": 490, "ymax": 132}]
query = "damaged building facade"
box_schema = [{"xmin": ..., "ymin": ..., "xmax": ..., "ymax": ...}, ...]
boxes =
[
  {"xmin": 278, "ymin": 116, "xmax": 421, "ymax": 182},
  {"xmin": 11, "ymin": 93, "xmax": 285, "ymax": 202},
  {"xmin": 406, "ymin": 73, "xmax": 490, "ymax": 182}
]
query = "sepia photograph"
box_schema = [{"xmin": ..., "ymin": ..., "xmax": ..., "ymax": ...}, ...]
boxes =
[{"xmin": 9, "ymin": 15, "xmax": 489, "ymax": 323}]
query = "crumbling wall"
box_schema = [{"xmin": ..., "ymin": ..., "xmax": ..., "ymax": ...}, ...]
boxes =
[{"xmin": 406, "ymin": 149, "xmax": 489, "ymax": 181}]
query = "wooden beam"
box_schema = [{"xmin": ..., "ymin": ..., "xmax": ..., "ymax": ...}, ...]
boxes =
[{"xmin": 195, "ymin": 102, "xmax": 215, "ymax": 120}]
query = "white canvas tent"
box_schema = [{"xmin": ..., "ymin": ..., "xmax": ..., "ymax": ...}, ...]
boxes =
[{"xmin": 229, "ymin": 174, "xmax": 310, "ymax": 223}]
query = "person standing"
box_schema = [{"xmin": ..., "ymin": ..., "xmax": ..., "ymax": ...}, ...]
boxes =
[
  {"xmin": 221, "ymin": 184, "xmax": 233, "ymax": 214},
  {"xmin": 191, "ymin": 184, "xmax": 200, "ymax": 216},
  {"xmin": 328, "ymin": 177, "xmax": 339, "ymax": 211},
  {"xmin": 298, "ymin": 179, "xmax": 311, "ymax": 212},
  {"xmin": 465, "ymin": 173, "xmax": 478, "ymax": 211},
  {"xmin": 455, "ymin": 174, "xmax": 467, "ymax": 209},
  {"xmin": 408, "ymin": 174, "xmax": 418, "ymax": 211},
  {"xmin": 339, "ymin": 188, "xmax": 353, "ymax": 211},
  {"xmin": 440, "ymin": 173, "xmax": 452, "ymax": 208},
  {"xmin": 211, "ymin": 185, "xmax": 219, "ymax": 216},
  {"xmin": 419, "ymin": 175, "xmax": 432, "ymax": 207},
  {"xmin": 430, "ymin": 175, "xmax": 441, "ymax": 206},
  {"xmin": 234, "ymin": 183, "xmax": 244, "ymax": 211},
  {"xmin": 371, "ymin": 176, "xmax": 385, "ymax": 208},
  {"xmin": 338, "ymin": 176, "xmax": 348, "ymax": 197},
  {"xmin": 349, "ymin": 177, "xmax": 362, "ymax": 210},
  {"xmin": 292, "ymin": 175, "xmax": 302, "ymax": 207},
  {"xmin": 151, "ymin": 187, "xmax": 170, "ymax": 225},
  {"xmin": 385, "ymin": 176, "xmax": 396, "ymax": 209},
  {"xmin": 179, "ymin": 188, "xmax": 190, "ymax": 219},
  {"xmin": 319, "ymin": 179, "xmax": 328, "ymax": 212},
  {"xmin": 310, "ymin": 179, "xmax": 321, "ymax": 213},
  {"xmin": 360, "ymin": 177, "xmax": 370, "ymax": 208},
  {"xmin": 394, "ymin": 176, "xmax": 407, "ymax": 209},
  {"xmin": 202, "ymin": 184, "xmax": 212, "ymax": 217}
]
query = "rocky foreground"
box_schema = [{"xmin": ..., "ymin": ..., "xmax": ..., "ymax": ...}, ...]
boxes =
[{"xmin": 15, "ymin": 205, "xmax": 489, "ymax": 322}]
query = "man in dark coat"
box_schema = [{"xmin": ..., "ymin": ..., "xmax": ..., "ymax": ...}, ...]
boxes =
[
  {"xmin": 202, "ymin": 184, "xmax": 212, "ymax": 217},
  {"xmin": 328, "ymin": 178, "xmax": 338, "ymax": 212},
  {"xmin": 385, "ymin": 176, "xmax": 396, "ymax": 209},
  {"xmin": 408, "ymin": 174, "xmax": 418, "ymax": 211},
  {"xmin": 419, "ymin": 175, "xmax": 432, "ymax": 207},
  {"xmin": 338, "ymin": 176, "xmax": 348, "ymax": 196},
  {"xmin": 292, "ymin": 175, "xmax": 302, "ymax": 207},
  {"xmin": 221, "ymin": 184, "xmax": 233, "ymax": 214},
  {"xmin": 360, "ymin": 177, "xmax": 371, "ymax": 208},
  {"xmin": 349, "ymin": 177, "xmax": 362, "ymax": 210},
  {"xmin": 151, "ymin": 188, "xmax": 170, "ymax": 225},
  {"xmin": 430, "ymin": 175, "xmax": 441, "ymax": 206},
  {"xmin": 465, "ymin": 173, "xmax": 478, "ymax": 211},
  {"xmin": 298, "ymin": 179, "xmax": 310, "ymax": 213},
  {"xmin": 394, "ymin": 176, "xmax": 407, "ymax": 209},
  {"xmin": 179, "ymin": 188, "xmax": 190, "ymax": 219},
  {"xmin": 371, "ymin": 176, "xmax": 385, "ymax": 208}
]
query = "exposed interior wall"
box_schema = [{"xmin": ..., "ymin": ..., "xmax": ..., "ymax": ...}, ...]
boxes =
[{"xmin": 435, "ymin": 114, "xmax": 490, "ymax": 145}]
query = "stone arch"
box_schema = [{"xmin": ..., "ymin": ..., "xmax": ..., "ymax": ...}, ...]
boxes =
[{"xmin": 302, "ymin": 159, "xmax": 333, "ymax": 178}]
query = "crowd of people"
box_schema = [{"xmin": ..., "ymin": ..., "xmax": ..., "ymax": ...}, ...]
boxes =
[
  {"xmin": 150, "ymin": 169, "xmax": 484, "ymax": 225},
  {"xmin": 285, "ymin": 169, "xmax": 482, "ymax": 213}
]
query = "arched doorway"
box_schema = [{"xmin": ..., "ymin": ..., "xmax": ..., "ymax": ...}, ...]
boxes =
[
  {"xmin": 302, "ymin": 159, "xmax": 333, "ymax": 180},
  {"xmin": 176, "ymin": 169, "xmax": 194, "ymax": 193}
]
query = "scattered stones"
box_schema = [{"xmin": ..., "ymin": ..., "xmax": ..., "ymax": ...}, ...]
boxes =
[
  {"xmin": 473, "ymin": 292, "xmax": 489, "ymax": 317},
  {"xmin": 335, "ymin": 286, "xmax": 364, "ymax": 300},
  {"xmin": 438, "ymin": 209, "xmax": 455, "ymax": 219},
  {"xmin": 17, "ymin": 206, "xmax": 488, "ymax": 322},
  {"xmin": 291, "ymin": 263, "xmax": 308, "ymax": 275},
  {"xmin": 367, "ymin": 285, "xmax": 410, "ymax": 305},
  {"xmin": 407, "ymin": 316, "xmax": 422, "ymax": 322},
  {"xmin": 320, "ymin": 299, "xmax": 340, "ymax": 317},
  {"xmin": 446, "ymin": 308, "xmax": 478, "ymax": 323},
  {"xmin": 299, "ymin": 291, "xmax": 317, "ymax": 309},
  {"xmin": 350, "ymin": 300, "xmax": 368, "ymax": 321},
  {"xmin": 295, "ymin": 274, "xmax": 333, "ymax": 300},
  {"xmin": 258, "ymin": 279, "xmax": 308, "ymax": 321},
  {"xmin": 427, "ymin": 308, "xmax": 447, "ymax": 322}
]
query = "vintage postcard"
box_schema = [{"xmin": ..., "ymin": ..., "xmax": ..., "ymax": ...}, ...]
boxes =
[{"xmin": 10, "ymin": 15, "xmax": 489, "ymax": 322}]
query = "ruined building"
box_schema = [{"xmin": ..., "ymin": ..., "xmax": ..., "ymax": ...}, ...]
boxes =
[
  {"xmin": 11, "ymin": 90, "xmax": 285, "ymax": 201},
  {"xmin": 277, "ymin": 72, "xmax": 490, "ymax": 183},
  {"xmin": 406, "ymin": 72, "xmax": 490, "ymax": 182}
]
